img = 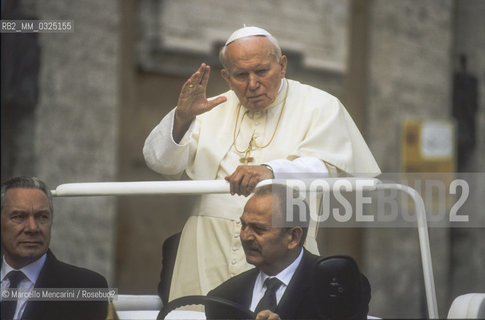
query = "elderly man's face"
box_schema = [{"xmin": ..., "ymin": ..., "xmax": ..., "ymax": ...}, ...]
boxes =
[
  {"xmin": 1, "ymin": 188, "xmax": 52, "ymax": 269},
  {"xmin": 240, "ymin": 193, "xmax": 297, "ymax": 275},
  {"xmin": 221, "ymin": 37, "xmax": 287, "ymax": 111}
]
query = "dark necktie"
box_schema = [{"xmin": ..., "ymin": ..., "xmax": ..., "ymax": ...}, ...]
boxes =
[
  {"xmin": 254, "ymin": 277, "xmax": 283, "ymax": 314},
  {"xmin": 1, "ymin": 270, "xmax": 26, "ymax": 320}
]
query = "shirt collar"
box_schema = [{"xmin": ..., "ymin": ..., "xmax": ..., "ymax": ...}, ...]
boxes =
[
  {"xmin": 1, "ymin": 253, "xmax": 47, "ymax": 284},
  {"xmin": 258, "ymin": 247, "xmax": 304, "ymax": 287}
]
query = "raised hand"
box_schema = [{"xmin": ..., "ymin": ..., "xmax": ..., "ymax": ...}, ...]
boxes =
[{"xmin": 173, "ymin": 63, "xmax": 227, "ymax": 142}]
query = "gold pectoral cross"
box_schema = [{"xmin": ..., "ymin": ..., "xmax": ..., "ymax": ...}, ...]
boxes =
[
  {"xmin": 240, "ymin": 135, "xmax": 255, "ymax": 165},
  {"xmin": 240, "ymin": 150, "xmax": 254, "ymax": 165}
]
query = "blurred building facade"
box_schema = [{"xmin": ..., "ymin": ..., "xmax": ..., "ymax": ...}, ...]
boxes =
[{"xmin": 2, "ymin": 0, "xmax": 484, "ymax": 318}]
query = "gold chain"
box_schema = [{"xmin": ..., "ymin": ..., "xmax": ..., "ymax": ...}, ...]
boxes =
[{"xmin": 232, "ymin": 79, "xmax": 289, "ymax": 157}]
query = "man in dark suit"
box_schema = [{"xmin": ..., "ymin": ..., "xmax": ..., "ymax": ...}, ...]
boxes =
[
  {"xmin": 206, "ymin": 183, "xmax": 370, "ymax": 320},
  {"xmin": 1, "ymin": 176, "xmax": 108, "ymax": 320}
]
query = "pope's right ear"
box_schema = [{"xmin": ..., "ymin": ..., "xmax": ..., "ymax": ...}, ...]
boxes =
[{"xmin": 221, "ymin": 69, "xmax": 230, "ymax": 83}]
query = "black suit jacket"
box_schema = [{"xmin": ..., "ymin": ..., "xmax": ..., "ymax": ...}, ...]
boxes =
[
  {"xmin": 206, "ymin": 250, "xmax": 370, "ymax": 320},
  {"xmin": 158, "ymin": 232, "xmax": 181, "ymax": 305},
  {"xmin": 20, "ymin": 250, "xmax": 108, "ymax": 320}
]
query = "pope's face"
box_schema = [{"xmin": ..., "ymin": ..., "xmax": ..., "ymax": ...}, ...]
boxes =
[
  {"xmin": 221, "ymin": 37, "xmax": 287, "ymax": 111},
  {"xmin": 239, "ymin": 193, "xmax": 293, "ymax": 275},
  {"xmin": 1, "ymin": 188, "xmax": 52, "ymax": 269}
]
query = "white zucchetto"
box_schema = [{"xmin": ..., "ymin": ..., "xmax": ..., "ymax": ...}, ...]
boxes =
[{"xmin": 225, "ymin": 26, "xmax": 273, "ymax": 46}]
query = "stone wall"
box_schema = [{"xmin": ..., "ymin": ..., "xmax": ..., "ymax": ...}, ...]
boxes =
[
  {"xmin": 150, "ymin": 0, "xmax": 349, "ymax": 71},
  {"xmin": 6, "ymin": 0, "xmax": 121, "ymax": 284},
  {"xmin": 364, "ymin": 0, "xmax": 454, "ymax": 317}
]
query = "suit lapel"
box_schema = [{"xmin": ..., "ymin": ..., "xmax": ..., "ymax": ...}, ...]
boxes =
[
  {"xmin": 275, "ymin": 250, "xmax": 315, "ymax": 318},
  {"xmin": 21, "ymin": 250, "xmax": 58, "ymax": 319},
  {"xmin": 32, "ymin": 250, "xmax": 58, "ymax": 289},
  {"xmin": 208, "ymin": 268, "xmax": 257, "ymax": 318},
  {"xmin": 234, "ymin": 269, "xmax": 258, "ymax": 309}
]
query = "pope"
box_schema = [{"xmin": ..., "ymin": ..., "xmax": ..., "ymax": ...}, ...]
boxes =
[{"xmin": 143, "ymin": 26, "xmax": 380, "ymax": 301}]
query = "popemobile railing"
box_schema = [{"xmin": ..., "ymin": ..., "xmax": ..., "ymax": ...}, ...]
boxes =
[{"xmin": 51, "ymin": 178, "xmax": 439, "ymax": 319}]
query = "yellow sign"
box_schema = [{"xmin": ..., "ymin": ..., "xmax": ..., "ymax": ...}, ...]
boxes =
[
  {"xmin": 401, "ymin": 119, "xmax": 456, "ymax": 172},
  {"xmin": 401, "ymin": 119, "xmax": 457, "ymax": 213}
]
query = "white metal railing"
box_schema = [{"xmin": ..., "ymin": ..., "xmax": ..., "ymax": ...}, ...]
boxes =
[
  {"xmin": 52, "ymin": 178, "xmax": 438, "ymax": 318},
  {"xmin": 52, "ymin": 180, "xmax": 230, "ymax": 197}
]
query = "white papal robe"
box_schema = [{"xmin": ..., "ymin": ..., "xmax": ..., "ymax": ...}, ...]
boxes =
[{"xmin": 143, "ymin": 79, "xmax": 380, "ymax": 301}]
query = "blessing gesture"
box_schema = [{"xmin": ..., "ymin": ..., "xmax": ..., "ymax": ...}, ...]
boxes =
[{"xmin": 173, "ymin": 63, "xmax": 227, "ymax": 142}]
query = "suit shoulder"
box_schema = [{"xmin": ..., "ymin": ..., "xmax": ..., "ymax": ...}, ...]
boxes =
[
  {"xmin": 42, "ymin": 252, "xmax": 108, "ymax": 288},
  {"xmin": 302, "ymin": 249, "xmax": 321, "ymax": 264},
  {"xmin": 208, "ymin": 268, "xmax": 256, "ymax": 297},
  {"xmin": 58, "ymin": 261, "xmax": 107, "ymax": 285}
]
